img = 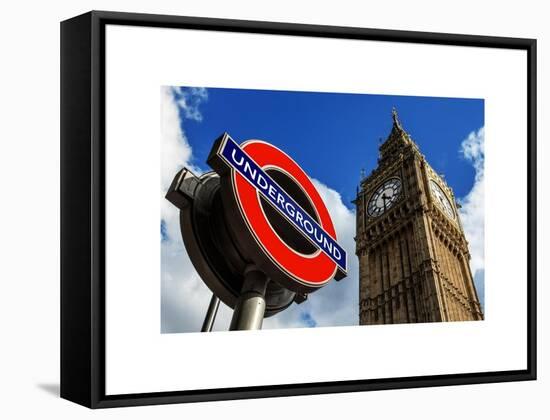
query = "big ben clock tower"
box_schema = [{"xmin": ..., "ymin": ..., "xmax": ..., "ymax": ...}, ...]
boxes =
[{"xmin": 355, "ymin": 109, "xmax": 483, "ymax": 324}]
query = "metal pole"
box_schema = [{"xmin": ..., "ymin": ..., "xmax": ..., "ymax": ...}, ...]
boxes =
[
  {"xmin": 229, "ymin": 267, "xmax": 268, "ymax": 331},
  {"xmin": 201, "ymin": 294, "xmax": 220, "ymax": 332}
]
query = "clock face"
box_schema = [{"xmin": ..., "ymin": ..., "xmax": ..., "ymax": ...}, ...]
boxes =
[
  {"xmin": 367, "ymin": 178, "xmax": 402, "ymax": 217},
  {"xmin": 429, "ymin": 179, "xmax": 455, "ymax": 220}
]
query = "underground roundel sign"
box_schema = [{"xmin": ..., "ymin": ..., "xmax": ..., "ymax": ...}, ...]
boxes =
[{"xmin": 207, "ymin": 133, "xmax": 347, "ymax": 294}]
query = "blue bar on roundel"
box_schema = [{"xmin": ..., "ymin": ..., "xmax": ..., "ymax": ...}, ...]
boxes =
[{"xmin": 219, "ymin": 136, "xmax": 347, "ymax": 272}]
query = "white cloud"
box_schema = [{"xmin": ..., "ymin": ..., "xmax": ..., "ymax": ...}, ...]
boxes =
[
  {"xmin": 172, "ymin": 86, "xmax": 208, "ymax": 122},
  {"xmin": 160, "ymin": 86, "xmax": 233, "ymax": 333},
  {"xmin": 161, "ymin": 93, "xmax": 484, "ymax": 331},
  {"xmin": 263, "ymin": 179, "xmax": 359, "ymax": 329},
  {"xmin": 161, "ymin": 86, "xmax": 198, "ymax": 248},
  {"xmin": 161, "ymin": 235, "xmax": 234, "ymax": 333},
  {"xmin": 160, "ymin": 86, "xmax": 358, "ymax": 332},
  {"xmin": 473, "ymin": 270, "xmax": 485, "ymax": 313},
  {"xmin": 458, "ymin": 127, "xmax": 485, "ymax": 282}
]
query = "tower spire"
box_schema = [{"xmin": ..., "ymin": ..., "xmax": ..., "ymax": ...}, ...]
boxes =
[
  {"xmin": 376, "ymin": 107, "xmax": 414, "ymax": 164},
  {"xmin": 391, "ymin": 107, "xmax": 403, "ymax": 131},
  {"xmin": 355, "ymin": 108, "xmax": 484, "ymax": 325}
]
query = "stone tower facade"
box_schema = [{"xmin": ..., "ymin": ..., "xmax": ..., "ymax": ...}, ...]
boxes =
[{"xmin": 355, "ymin": 110, "xmax": 483, "ymax": 324}]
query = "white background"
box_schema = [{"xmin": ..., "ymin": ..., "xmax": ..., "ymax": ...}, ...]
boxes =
[
  {"xmin": 0, "ymin": 0, "xmax": 547, "ymax": 418},
  {"xmin": 105, "ymin": 24, "xmax": 525, "ymax": 394}
]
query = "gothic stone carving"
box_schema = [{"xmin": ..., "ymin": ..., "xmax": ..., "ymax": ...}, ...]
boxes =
[{"xmin": 355, "ymin": 111, "xmax": 484, "ymax": 324}]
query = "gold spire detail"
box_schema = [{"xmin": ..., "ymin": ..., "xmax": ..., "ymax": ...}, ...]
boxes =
[{"xmin": 392, "ymin": 107, "xmax": 402, "ymax": 130}]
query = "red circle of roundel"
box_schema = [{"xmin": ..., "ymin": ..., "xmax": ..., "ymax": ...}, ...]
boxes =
[{"xmin": 233, "ymin": 140, "xmax": 338, "ymax": 287}]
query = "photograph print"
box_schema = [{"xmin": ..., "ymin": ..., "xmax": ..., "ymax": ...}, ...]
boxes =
[{"xmin": 160, "ymin": 86, "xmax": 485, "ymax": 334}]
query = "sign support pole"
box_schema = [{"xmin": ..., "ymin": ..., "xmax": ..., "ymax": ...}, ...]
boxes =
[
  {"xmin": 201, "ymin": 294, "xmax": 220, "ymax": 332},
  {"xmin": 229, "ymin": 267, "xmax": 268, "ymax": 331}
]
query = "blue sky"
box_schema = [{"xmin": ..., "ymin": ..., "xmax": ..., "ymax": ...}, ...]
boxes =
[
  {"xmin": 161, "ymin": 86, "xmax": 484, "ymax": 333},
  {"xmin": 179, "ymin": 87, "xmax": 484, "ymax": 208}
]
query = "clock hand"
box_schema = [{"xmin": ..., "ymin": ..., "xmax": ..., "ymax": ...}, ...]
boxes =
[{"xmin": 382, "ymin": 193, "xmax": 388, "ymax": 211}]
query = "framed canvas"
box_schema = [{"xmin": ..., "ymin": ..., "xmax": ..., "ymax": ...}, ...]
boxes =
[{"xmin": 60, "ymin": 10, "xmax": 537, "ymax": 408}]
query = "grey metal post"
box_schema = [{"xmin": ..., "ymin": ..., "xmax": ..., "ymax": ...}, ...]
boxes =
[
  {"xmin": 201, "ymin": 294, "xmax": 220, "ymax": 332},
  {"xmin": 229, "ymin": 267, "xmax": 269, "ymax": 331}
]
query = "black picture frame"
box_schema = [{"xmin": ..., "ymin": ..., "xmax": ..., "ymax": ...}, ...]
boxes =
[{"xmin": 60, "ymin": 10, "xmax": 537, "ymax": 408}]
